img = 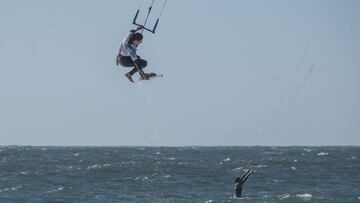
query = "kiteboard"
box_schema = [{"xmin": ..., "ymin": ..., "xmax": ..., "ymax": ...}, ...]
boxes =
[{"xmin": 139, "ymin": 72, "xmax": 163, "ymax": 81}]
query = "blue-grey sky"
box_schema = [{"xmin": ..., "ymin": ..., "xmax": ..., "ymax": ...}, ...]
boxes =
[{"xmin": 0, "ymin": 0, "xmax": 359, "ymax": 146}]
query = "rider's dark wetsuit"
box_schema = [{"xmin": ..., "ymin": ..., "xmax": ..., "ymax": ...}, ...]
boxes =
[
  {"xmin": 234, "ymin": 169, "xmax": 253, "ymax": 198},
  {"xmin": 116, "ymin": 29, "xmax": 147, "ymax": 77}
]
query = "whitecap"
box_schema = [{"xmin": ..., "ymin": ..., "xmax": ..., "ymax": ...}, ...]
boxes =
[
  {"xmin": 167, "ymin": 157, "xmax": 176, "ymax": 161},
  {"xmin": 65, "ymin": 165, "xmax": 74, "ymax": 170},
  {"xmin": 11, "ymin": 186, "xmax": 22, "ymax": 191},
  {"xmin": 122, "ymin": 161, "xmax": 135, "ymax": 165},
  {"xmin": 291, "ymin": 166, "xmax": 296, "ymax": 171},
  {"xmin": 304, "ymin": 148, "xmax": 313, "ymax": 152},
  {"xmin": 317, "ymin": 152, "xmax": 328, "ymax": 156},
  {"xmin": 45, "ymin": 186, "xmax": 64, "ymax": 194},
  {"xmin": 73, "ymin": 153, "xmax": 80, "ymax": 157},
  {"xmin": 279, "ymin": 194, "xmax": 290, "ymax": 199},
  {"xmin": 164, "ymin": 175, "xmax": 171, "ymax": 178},
  {"xmin": 296, "ymin": 193, "xmax": 312, "ymax": 200},
  {"xmin": 0, "ymin": 186, "xmax": 23, "ymax": 193},
  {"xmin": 86, "ymin": 164, "xmax": 100, "ymax": 170},
  {"xmin": 223, "ymin": 158, "xmax": 231, "ymax": 162},
  {"xmin": 0, "ymin": 188, "xmax": 10, "ymax": 193},
  {"xmin": 20, "ymin": 171, "xmax": 29, "ymax": 175}
]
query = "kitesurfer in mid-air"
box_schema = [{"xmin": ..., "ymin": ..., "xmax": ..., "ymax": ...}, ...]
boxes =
[
  {"xmin": 116, "ymin": 25, "xmax": 149, "ymax": 82},
  {"xmin": 234, "ymin": 169, "xmax": 254, "ymax": 198}
]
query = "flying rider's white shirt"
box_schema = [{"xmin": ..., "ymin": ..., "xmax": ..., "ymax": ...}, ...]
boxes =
[{"xmin": 119, "ymin": 30, "xmax": 139, "ymax": 61}]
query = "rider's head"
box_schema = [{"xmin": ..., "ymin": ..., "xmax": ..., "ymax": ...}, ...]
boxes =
[{"xmin": 130, "ymin": 33, "xmax": 143, "ymax": 46}]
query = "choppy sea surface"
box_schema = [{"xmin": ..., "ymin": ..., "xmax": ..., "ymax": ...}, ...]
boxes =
[{"xmin": 0, "ymin": 146, "xmax": 359, "ymax": 202}]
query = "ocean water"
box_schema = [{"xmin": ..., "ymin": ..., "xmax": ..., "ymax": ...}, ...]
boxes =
[{"xmin": 0, "ymin": 146, "xmax": 359, "ymax": 203}]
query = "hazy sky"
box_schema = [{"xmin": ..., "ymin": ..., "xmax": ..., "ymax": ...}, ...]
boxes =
[{"xmin": 0, "ymin": 0, "xmax": 359, "ymax": 146}]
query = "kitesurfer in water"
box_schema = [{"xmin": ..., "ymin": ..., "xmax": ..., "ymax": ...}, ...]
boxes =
[
  {"xmin": 234, "ymin": 169, "xmax": 254, "ymax": 198},
  {"xmin": 116, "ymin": 25, "xmax": 149, "ymax": 82}
]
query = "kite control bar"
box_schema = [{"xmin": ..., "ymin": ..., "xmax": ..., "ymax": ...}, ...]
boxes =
[
  {"xmin": 132, "ymin": 9, "xmax": 159, "ymax": 34},
  {"xmin": 132, "ymin": 0, "xmax": 167, "ymax": 34}
]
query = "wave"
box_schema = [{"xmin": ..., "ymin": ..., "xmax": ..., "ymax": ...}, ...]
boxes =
[
  {"xmin": 317, "ymin": 152, "xmax": 329, "ymax": 156},
  {"xmin": 296, "ymin": 193, "xmax": 312, "ymax": 200}
]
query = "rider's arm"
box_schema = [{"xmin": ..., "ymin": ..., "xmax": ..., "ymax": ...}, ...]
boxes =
[{"xmin": 242, "ymin": 170, "xmax": 253, "ymax": 184}]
